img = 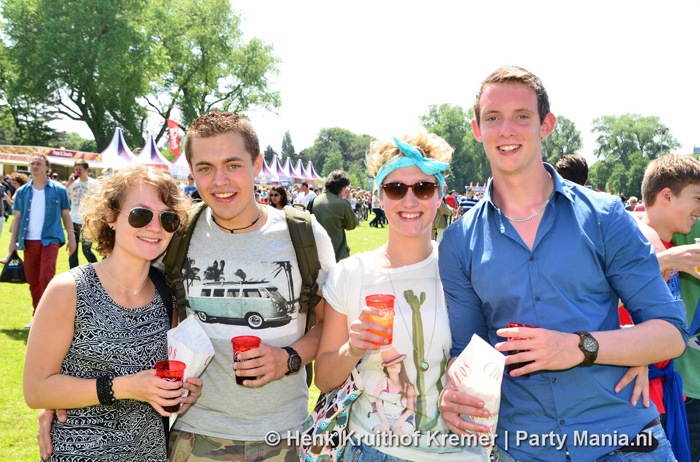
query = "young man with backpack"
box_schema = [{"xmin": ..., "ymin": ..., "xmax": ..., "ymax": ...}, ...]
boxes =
[{"xmin": 165, "ymin": 111, "xmax": 335, "ymax": 460}]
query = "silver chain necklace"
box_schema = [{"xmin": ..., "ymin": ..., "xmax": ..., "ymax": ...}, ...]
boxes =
[
  {"xmin": 384, "ymin": 249, "xmax": 438, "ymax": 372},
  {"xmin": 503, "ymin": 190, "xmax": 555, "ymax": 223},
  {"xmin": 100, "ymin": 260, "xmax": 149, "ymax": 295}
]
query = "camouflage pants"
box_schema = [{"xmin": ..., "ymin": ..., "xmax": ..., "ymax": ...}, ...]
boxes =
[{"xmin": 169, "ymin": 430, "xmax": 298, "ymax": 462}]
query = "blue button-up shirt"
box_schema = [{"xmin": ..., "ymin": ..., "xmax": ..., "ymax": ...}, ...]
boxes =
[
  {"xmin": 439, "ymin": 164, "xmax": 688, "ymax": 462},
  {"xmin": 13, "ymin": 180, "xmax": 70, "ymax": 250}
]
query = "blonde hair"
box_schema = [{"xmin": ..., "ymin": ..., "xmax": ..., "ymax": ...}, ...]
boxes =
[
  {"xmin": 365, "ymin": 128, "xmax": 454, "ymax": 179},
  {"xmin": 81, "ymin": 165, "xmax": 191, "ymax": 256}
]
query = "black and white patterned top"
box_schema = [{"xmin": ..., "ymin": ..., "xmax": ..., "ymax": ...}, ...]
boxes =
[{"xmin": 49, "ymin": 264, "xmax": 169, "ymax": 462}]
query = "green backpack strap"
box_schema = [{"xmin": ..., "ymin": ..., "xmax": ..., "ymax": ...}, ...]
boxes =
[
  {"xmin": 284, "ymin": 205, "xmax": 322, "ymax": 389},
  {"xmin": 284, "ymin": 205, "xmax": 321, "ymax": 323},
  {"xmin": 162, "ymin": 201, "xmax": 209, "ymax": 322}
]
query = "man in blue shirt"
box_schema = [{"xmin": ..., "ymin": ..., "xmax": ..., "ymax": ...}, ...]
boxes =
[
  {"xmin": 6, "ymin": 154, "xmax": 75, "ymax": 328},
  {"xmin": 438, "ymin": 66, "xmax": 687, "ymax": 462}
]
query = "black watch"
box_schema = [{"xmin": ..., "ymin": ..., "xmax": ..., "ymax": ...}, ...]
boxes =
[
  {"xmin": 282, "ymin": 346, "xmax": 302, "ymax": 375},
  {"xmin": 574, "ymin": 331, "xmax": 599, "ymax": 366}
]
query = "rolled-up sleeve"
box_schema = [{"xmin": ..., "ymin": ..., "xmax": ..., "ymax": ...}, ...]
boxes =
[
  {"xmin": 601, "ymin": 198, "xmax": 688, "ymax": 343},
  {"xmin": 439, "ymin": 224, "xmax": 489, "ymax": 359}
]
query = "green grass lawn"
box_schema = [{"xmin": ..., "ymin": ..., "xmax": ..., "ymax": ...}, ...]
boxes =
[{"xmin": 0, "ymin": 216, "xmax": 387, "ymax": 461}]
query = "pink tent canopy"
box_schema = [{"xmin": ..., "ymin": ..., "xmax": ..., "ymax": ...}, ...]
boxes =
[
  {"xmin": 136, "ymin": 135, "xmax": 171, "ymax": 170},
  {"xmin": 289, "ymin": 159, "xmax": 303, "ymax": 179},
  {"xmin": 258, "ymin": 158, "xmax": 279, "ymax": 180},
  {"xmin": 100, "ymin": 128, "xmax": 136, "ymax": 170},
  {"xmin": 306, "ymin": 161, "xmax": 323, "ymax": 181},
  {"xmin": 280, "ymin": 157, "xmax": 294, "ymax": 178}
]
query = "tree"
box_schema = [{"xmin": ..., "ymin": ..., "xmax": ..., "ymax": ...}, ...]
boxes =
[
  {"xmin": 591, "ymin": 114, "xmax": 680, "ymax": 167},
  {"xmin": 321, "ymin": 151, "xmax": 344, "ymax": 178},
  {"xmin": 2, "ymin": 0, "xmax": 280, "ymax": 150},
  {"xmin": 0, "ymin": 42, "xmax": 59, "ymax": 146},
  {"xmin": 263, "ymin": 145, "xmax": 277, "ymax": 164},
  {"xmin": 420, "ymin": 104, "xmax": 490, "ymax": 191},
  {"xmin": 542, "ymin": 116, "xmax": 582, "ymax": 165},
  {"xmin": 281, "ymin": 131, "xmax": 295, "ymax": 161},
  {"xmin": 2, "ymin": 0, "xmax": 157, "ymax": 149},
  {"xmin": 590, "ymin": 114, "xmax": 680, "ymax": 197},
  {"xmin": 146, "ymin": 0, "xmax": 280, "ymax": 143}
]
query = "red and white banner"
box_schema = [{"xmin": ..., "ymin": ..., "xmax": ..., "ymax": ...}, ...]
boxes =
[{"xmin": 167, "ymin": 119, "xmax": 180, "ymax": 157}]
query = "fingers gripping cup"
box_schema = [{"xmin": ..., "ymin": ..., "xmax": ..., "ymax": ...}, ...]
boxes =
[
  {"xmin": 506, "ymin": 323, "xmax": 539, "ymax": 377},
  {"xmin": 155, "ymin": 360, "xmax": 186, "ymax": 412},
  {"xmin": 365, "ymin": 294, "xmax": 395, "ymax": 345},
  {"xmin": 232, "ymin": 336, "xmax": 261, "ymax": 385}
]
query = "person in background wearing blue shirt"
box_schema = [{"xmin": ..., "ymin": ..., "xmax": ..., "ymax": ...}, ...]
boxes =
[
  {"xmin": 6, "ymin": 154, "xmax": 76, "ymax": 329},
  {"xmin": 184, "ymin": 174, "xmax": 197, "ymax": 197},
  {"xmin": 459, "ymin": 187, "xmax": 479, "ymax": 216},
  {"xmin": 438, "ymin": 66, "xmax": 687, "ymax": 462}
]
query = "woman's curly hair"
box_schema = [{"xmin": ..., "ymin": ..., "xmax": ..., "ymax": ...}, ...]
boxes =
[
  {"xmin": 80, "ymin": 165, "xmax": 191, "ymax": 256},
  {"xmin": 365, "ymin": 127, "xmax": 454, "ymax": 180}
]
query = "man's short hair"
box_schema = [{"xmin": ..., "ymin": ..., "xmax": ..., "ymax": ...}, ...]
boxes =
[
  {"xmin": 642, "ymin": 154, "xmax": 700, "ymax": 206},
  {"xmin": 474, "ymin": 65, "xmax": 550, "ymax": 127},
  {"xmin": 325, "ymin": 170, "xmax": 351, "ymax": 195},
  {"xmin": 184, "ymin": 111, "xmax": 260, "ymax": 166},
  {"xmin": 555, "ymin": 154, "xmax": 588, "ymax": 186},
  {"xmin": 74, "ymin": 159, "xmax": 89, "ymax": 169},
  {"xmin": 301, "ymin": 182, "xmax": 309, "ymax": 188},
  {"xmin": 628, "ymin": 196, "xmax": 638, "ymax": 204}
]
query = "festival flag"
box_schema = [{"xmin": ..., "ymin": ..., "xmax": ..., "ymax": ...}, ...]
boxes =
[{"xmin": 167, "ymin": 119, "xmax": 180, "ymax": 157}]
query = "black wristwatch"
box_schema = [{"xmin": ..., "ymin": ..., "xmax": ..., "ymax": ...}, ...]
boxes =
[
  {"xmin": 282, "ymin": 346, "xmax": 302, "ymax": 375},
  {"xmin": 574, "ymin": 331, "xmax": 599, "ymax": 366}
]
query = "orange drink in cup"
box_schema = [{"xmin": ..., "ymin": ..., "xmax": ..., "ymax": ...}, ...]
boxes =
[{"xmin": 365, "ymin": 294, "xmax": 395, "ymax": 345}]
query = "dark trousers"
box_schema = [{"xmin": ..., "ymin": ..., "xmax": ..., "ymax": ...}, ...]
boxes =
[
  {"xmin": 69, "ymin": 223, "xmax": 97, "ymax": 269},
  {"xmin": 369, "ymin": 208, "xmax": 385, "ymax": 227},
  {"xmin": 24, "ymin": 240, "xmax": 59, "ymax": 313}
]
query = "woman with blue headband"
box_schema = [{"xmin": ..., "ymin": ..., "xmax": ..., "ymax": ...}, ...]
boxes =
[{"xmin": 315, "ymin": 129, "xmax": 486, "ymax": 462}]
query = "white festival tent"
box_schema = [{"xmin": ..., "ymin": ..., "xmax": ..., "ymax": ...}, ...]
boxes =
[
  {"xmin": 170, "ymin": 151, "xmax": 190, "ymax": 179},
  {"xmin": 136, "ymin": 135, "xmax": 172, "ymax": 170},
  {"xmin": 100, "ymin": 128, "xmax": 137, "ymax": 170},
  {"xmin": 306, "ymin": 161, "xmax": 323, "ymax": 181},
  {"xmin": 258, "ymin": 158, "xmax": 279, "ymax": 182}
]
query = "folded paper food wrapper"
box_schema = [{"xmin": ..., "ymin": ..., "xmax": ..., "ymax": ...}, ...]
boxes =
[
  {"xmin": 167, "ymin": 316, "xmax": 215, "ymax": 427},
  {"xmin": 448, "ymin": 334, "xmax": 505, "ymax": 458}
]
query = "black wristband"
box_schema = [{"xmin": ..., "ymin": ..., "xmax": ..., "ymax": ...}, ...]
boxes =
[{"xmin": 96, "ymin": 374, "xmax": 116, "ymax": 405}]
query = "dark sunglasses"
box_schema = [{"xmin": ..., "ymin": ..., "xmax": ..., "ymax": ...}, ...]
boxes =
[
  {"xmin": 380, "ymin": 182, "xmax": 439, "ymax": 200},
  {"xmin": 269, "ymin": 193, "xmax": 280, "ymax": 197},
  {"xmin": 114, "ymin": 207, "xmax": 181, "ymax": 233}
]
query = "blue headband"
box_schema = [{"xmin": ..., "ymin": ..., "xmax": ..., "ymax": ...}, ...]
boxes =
[{"xmin": 375, "ymin": 137, "xmax": 449, "ymax": 198}]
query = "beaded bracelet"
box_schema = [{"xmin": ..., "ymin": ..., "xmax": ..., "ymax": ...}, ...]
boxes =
[{"xmin": 96, "ymin": 374, "xmax": 116, "ymax": 405}]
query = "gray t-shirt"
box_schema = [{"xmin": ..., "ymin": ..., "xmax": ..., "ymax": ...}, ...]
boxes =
[{"xmin": 173, "ymin": 205, "xmax": 335, "ymax": 440}]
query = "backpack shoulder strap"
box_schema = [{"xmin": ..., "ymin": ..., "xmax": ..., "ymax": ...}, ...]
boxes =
[
  {"xmin": 149, "ymin": 266, "xmax": 174, "ymax": 326},
  {"xmin": 284, "ymin": 205, "xmax": 321, "ymax": 321},
  {"xmin": 284, "ymin": 204, "xmax": 322, "ymax": 388},
  {"xmin": 162, "ymin": 201, "xmax": 208, "ymax": 322}
]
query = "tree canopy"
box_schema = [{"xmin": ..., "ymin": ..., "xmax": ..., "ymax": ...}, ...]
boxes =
[
  {"xmin": 542, "ymin": 115, "xmax": 582, "ymax": 165},
  {"xmin": 0, "ymin": 0, "xmax": 280, "ymax": 150},
  {"xmin": 420, "ymin": 103, "xmax": 490, "ymax": 191},
  {"xmin": 588, "ymin": 114, "xmax": 680, "ymax": 197}
]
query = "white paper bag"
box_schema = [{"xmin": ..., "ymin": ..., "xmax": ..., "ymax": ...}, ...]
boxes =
[
  {"xmin": 166, "ymin": 315, "xmax": 215, "ymax": 427},
  {"xmin": 447, "ymin": 334, "xmax": 505, "ymax": 457}
]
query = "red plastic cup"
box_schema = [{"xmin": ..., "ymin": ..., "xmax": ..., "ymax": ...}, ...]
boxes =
[
  {"xmin": 506, "ymin": 323, "xmax": 540, "ymax": 377},
  {"xmin": 365, "ymin": 294, "xmax": 395, "ymax": 345},
  {"xmin": 155, "ymin": 360, "xmax": 186, "ymax": 412},
  {"xmin": 231, "ymin": 336, "xmax": 261, "ymax": 385}
]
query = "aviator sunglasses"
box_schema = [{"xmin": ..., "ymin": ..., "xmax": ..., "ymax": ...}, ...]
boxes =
[
  {"xmin": 380, "ymin": 181, "xmax": 440, "ymax": 200},
  {"xmin": 114, "ymin": 207, "xmax": 181, "ymax": 233}
]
